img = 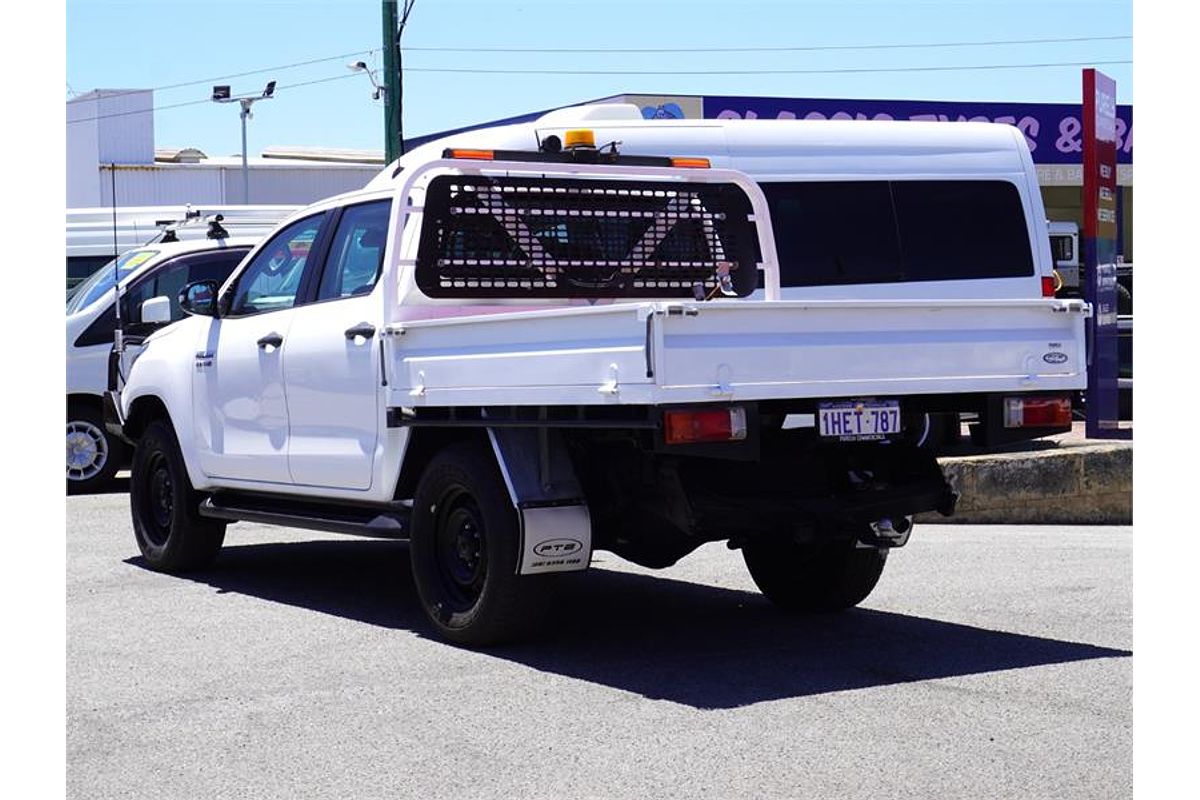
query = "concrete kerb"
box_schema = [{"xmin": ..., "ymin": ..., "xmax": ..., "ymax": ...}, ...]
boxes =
[{"xmin": 917, "ymin": 435, "xmax": 1132, "ymax": 525}]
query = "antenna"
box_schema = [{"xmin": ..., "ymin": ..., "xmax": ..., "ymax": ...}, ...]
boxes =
[{"xmin": 110, "ymin": 163, "xmax": 123, "ymax": 359}]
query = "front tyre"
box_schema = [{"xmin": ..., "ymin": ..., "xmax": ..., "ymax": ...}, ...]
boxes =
[
  {"xmin": 410, "ymin": 442, "xmax": 554, "ymax": 646},
  {"xmin": 742, "ymin": 534, "xmax": 887, "ymax": 612},
  {"xmin": 130, "ymin": 419, "xmax": 225, "ymax": 572}
]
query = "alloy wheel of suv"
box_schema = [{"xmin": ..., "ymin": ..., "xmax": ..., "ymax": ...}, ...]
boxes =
[
  {"xmin": 67, "ymin": 418, "xmax": 108, "ymax": 482},
  {"xmin": 66, "ymin": 405, "xmax": 125, "ymax": 493}
]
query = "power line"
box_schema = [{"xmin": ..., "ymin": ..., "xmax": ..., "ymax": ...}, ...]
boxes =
[
  {"xmin": 68, "ymin": 48, "xmax": 382, "ymax": 104},
  {"xmin": 65, "ymin": 72, "xmax": 366, "ymax": 125},
  {"xmin": 404, "ymin": 34, "xmax": 1132, "ymax": 54},
  {"xmin": 65, "ymin": 57, "xmax": 1133, "ymax": 126},
  {"xmin": 405, "ymin": 59, "xmax": 1133, "ymax": 76},
  {"xmin": 65, "ymin": 33, "xmax": 1130, "ymax": 106},
  {"xmin": 64, "ymin": 34, "xmax": 1129, "ymax": 108}
]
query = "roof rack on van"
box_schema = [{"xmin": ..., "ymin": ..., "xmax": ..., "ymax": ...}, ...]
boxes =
[
  {"xmin": 155, "ymin": 207, "xmax": 229, "ymax": 242},
  {"xmin": 205, "ymin": 214, "xmax": 229, "ymax": 239}
]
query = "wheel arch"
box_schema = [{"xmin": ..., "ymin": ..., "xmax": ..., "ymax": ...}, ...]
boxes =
[
  {"xmin": 393, "ymin": 427, "xmax": 487, "ymax": 500},
  {"xmin": 67, "ymin": 393, "xmax": 104, "ymax": 415},
  {"xmin": 124, "ymin": 395, "xmax": 174, "ymax": 444}
]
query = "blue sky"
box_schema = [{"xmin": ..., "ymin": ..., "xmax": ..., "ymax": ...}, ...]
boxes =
[{"xmin": 66, "ymin": 0, "xmax": 1132, "ymax": 157}]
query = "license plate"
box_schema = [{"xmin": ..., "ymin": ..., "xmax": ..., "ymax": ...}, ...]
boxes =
[{"xmin": 818, "ymin": 399, "xmax": 902, "ymax": 441}]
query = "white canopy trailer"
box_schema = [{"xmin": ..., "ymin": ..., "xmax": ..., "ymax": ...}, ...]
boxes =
[{"xmin": 111, "ymin": 115, "xmax": 1089, "ymax": 645}]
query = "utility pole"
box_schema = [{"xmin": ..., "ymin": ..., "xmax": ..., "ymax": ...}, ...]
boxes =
[{"xmin": 382, "ymin": 0, "xmax": 416, "ymax": 163}]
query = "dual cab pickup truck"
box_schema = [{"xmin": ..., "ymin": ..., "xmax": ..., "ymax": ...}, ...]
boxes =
[{"xmin": 109, "ymin": 107, "xmax": 1089, "ymax": 645}]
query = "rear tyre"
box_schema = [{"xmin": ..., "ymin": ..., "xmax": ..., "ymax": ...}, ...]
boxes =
[
  {"xmin": 67, "ymin": 403, "xmax": 127, "ymax": 493},
  {"xmin": 410, "ymin": 442, "xmax": 555, "ymax": 646},
  {"xmin": 742, "ymin": 534, "xmax": 887, "ymax": 612},
  {"xmin": 130, "ymin": 419, "xmax": 226, "ymax": 572}
]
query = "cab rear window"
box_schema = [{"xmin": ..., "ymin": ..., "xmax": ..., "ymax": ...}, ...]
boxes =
[{"xmin": 762, "ymin": 180, "xmax": 1034, "ymax": 286}]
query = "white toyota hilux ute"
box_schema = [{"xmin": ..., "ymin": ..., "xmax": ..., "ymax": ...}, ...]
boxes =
[{"xmin": 109, "ymin": 109, "xmax": 1089, "ymax": 645}]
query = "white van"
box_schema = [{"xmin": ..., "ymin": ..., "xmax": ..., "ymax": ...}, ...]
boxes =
[
  {"xmin": 378, "ymin": 103, "xmax": 1055, "ymax": 305},
  {"xmin": 1048, "ymin": 221, "xmax": 1080, "ymax": 293},
  {"xmin": 67, "ymin": 235, "xmax": 258, "ymax": 491}
]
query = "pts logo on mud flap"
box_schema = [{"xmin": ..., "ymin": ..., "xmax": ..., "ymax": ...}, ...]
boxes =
[{"xmin": 533, "ymin": 539, "xmax": 583, "ymax": 557}]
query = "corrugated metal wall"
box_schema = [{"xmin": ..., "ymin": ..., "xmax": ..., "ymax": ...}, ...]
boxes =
[
  {"xmin": 222, "ymin": 165, "xmax": 380, "ymax": 205},
  {"xmin": 97, "ymin": 164, "xmax": 380, "ymax": 207},
  {"xmin": 66, "ymin": 98, "xmax": 102, "ymax": 207},
  {"xmin": 93, "ymin": 91, "xmax": 154, "ymax": 165}
]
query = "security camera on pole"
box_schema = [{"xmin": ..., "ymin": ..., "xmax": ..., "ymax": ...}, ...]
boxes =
[
  {"xmin": 211, "ymin": 81, "xmax": 276, "ymax": 204},
  {"xmin": 348, "ymin": 61, "xmax": 386, "ymax": 101}
]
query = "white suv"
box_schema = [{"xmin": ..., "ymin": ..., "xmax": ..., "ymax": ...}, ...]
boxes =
[{"xmin": 67, "ymin": 237, "xmax": 257, "ymax": 492}]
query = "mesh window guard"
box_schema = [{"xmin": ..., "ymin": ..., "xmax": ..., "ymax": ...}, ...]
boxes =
[{"xmin": 415, "ymin": 175, "xmax": 759, "ymax": 298}]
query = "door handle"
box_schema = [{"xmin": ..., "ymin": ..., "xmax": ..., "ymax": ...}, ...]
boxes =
[
  {"xmin": 257, "ymin": 332, "xmax": 284, "ymax": 349},
  {"xmin": 344, "ymin": 322, "xmax": 376, "ymax": 341}
]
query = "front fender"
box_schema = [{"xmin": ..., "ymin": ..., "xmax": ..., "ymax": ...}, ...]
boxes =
[{"xmin": 120, "ymin": 317, "xmax": 211, "ymax": 490}]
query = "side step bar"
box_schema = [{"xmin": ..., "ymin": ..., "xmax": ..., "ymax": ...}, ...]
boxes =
[{"xmin": 199, "ymin": 492, "xmax": 410, "ymax": 540}]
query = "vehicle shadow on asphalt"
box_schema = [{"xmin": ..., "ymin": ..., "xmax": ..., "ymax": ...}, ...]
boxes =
[
  {"xmin": 126, "ymin": 539, "xmax": 1131, "ymax": 710},
  {"xmin": 67, "ymin": 477, "xmax": 130, "ymax": 496}
]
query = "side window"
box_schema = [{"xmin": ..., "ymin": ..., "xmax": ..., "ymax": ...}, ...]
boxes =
[
  {"xmin": 123, "ymin": 274, "xmax": 165, "ymax": 325},
  {"xmin": 122, "ymin": 249, "xmax": 250, "ymax": 323},
  {"xmin": 228, "ymin": 215, "xmax": 325, "ymax": 315},
  {"xmin": 890, "ymin": 180, "xmax": 1034, "ymax": 281},
  {"xmin": 764, "ymin": 180, "xmax": 1034, "ymax": 286},
  {"xmin": 74, "ymin": 306, "xmax": 116, "ymax": 348},
  {"xmin": 762, "ymin": 181, "xmax": 903, "ymax": 287},
  {"xmin": 316, "ymin": 201, "xmax": 391, "ymax": 301},
  {"xmin": 165, "ymin": 249, "xmax": 249, "ymax": 319}
]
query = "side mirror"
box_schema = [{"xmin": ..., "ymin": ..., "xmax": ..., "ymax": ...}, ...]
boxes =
[
  {"xmin": 140, "ymin": 296, "xmax": 172, "ymax": 324},
  {"xmin": 179, "ymin": 280, "xmax": 219, "ymax": 317}
]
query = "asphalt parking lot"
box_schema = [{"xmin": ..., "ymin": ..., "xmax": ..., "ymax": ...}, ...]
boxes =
[{"xmin": 67, "ymin": 490, "xmax": 1131, "ymax": 800}]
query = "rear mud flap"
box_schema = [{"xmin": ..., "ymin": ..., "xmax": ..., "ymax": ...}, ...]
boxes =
[
  {"xmin": 487, "ymin": 427, "xmax": 593, "ymax": 575},
  {"xmin": 518, "ymin": 504, "xmax": 592, "ymax": 574}
]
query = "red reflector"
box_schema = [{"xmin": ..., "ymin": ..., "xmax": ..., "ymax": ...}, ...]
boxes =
[
  {"xmin": 664, "ymin": 408, "xmax": 748, "ymax": 444},
  {"xmin": 1041, "ymin": 276, "xmax": 1056, "ymax": 297},
  {"xmin": 1004, "ymin": 396, "xmax": 1072, "ymax": 428}
]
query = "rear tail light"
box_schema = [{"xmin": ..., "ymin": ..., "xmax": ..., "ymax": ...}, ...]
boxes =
[
  {"xmin": 663, "ymin": 407, "xmax": 748, "ymax": 444},
  {"xmin": 1003, "ymin": 396, "xmax": 1072, "ymax": 428},
  {"xmin": 1041, "ymin": 276, "xmax": 1057, "ymax": 297}
]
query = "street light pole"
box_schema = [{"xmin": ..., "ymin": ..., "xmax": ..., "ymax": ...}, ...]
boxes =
[
  {"xmin": 240, "ymin": 100, "xmax": 250, "ymax": 204},
  {"xmin": 212, "ymin": 81, "xmax": 276, "ymax": 204}
]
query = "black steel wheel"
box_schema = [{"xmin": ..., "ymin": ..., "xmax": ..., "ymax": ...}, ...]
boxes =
[
  {"xmin": 130, "ymin": 419, "xmax": 225, "ymax": 572},
  {"xmin": 742, "ymin": 532, "xmax": 888, "ymax": 612},
  {"xmin": 410, "ymin": 441, "xmax": 555, "ymax": 646}
]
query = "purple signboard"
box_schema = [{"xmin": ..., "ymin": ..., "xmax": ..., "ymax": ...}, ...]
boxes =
[
  {"xmin": 703, "ymin": 95, "xmax": 1132, "ymax": 165},
  {"xmin": 1082, "ymin": 70, "xmax": 1124, "ymax": 438}
]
